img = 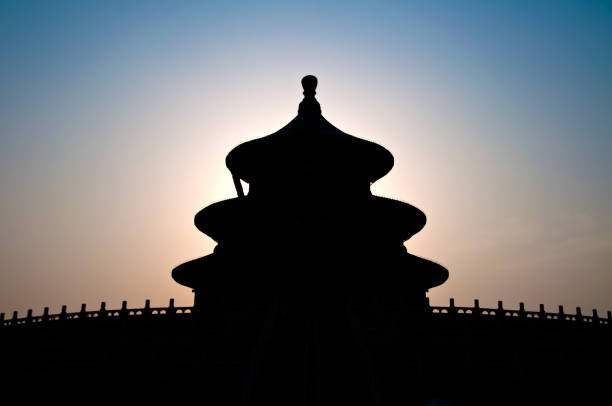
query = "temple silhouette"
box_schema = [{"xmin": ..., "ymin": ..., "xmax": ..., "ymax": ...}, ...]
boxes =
[{"xmin": 1, "ymin": 76, "xmax": 610, "ymax": 405}]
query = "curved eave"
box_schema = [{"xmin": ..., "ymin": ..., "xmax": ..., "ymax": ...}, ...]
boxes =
[
  {"xmin": 194, "ymin": 196, "xmax": 426, "ymax": 243},
  {"xmin": 225, "ymin": 114, "xmax": 394, "ymax": 184}
]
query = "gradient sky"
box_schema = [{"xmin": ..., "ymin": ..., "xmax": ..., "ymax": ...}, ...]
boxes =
[{"xmin": 1, "ymin": 1, "xmax": 611, "ymax": 317}]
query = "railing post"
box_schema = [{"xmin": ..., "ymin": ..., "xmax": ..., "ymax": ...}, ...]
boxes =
[
  {"xmin": 168, "ymin": 298, "xmax": 176, "ymax": 318},
  {"xmin": 80, "ymin": 303, "xmax": 87, "ymax": 320},
  {"xmin": 42, "ymin": 307, "xmax": 49, "ymax": 323},
  {"xmin": 558, "ymin": 305, "xmax": 564, "ymax": 321},
  {"xmin": 473, "ymin": 299, "xmax": 481, "ymax": 319},
  {"xmin": 12, "ymin": 311, "xmax": 18, "ymax": 326},
  {"xmin": 26, "ymin": 309, "xmax": 33, "ymax": 324},
  {"xmin": 592, "ymin": 309, "xmax": 599, "ymax": 326},
  {"xmin": 144, "ymin": 299, "xmax": 151, "ymax": 318},
  {"xmin": 0, "ymin": 313, "xmax": 4, "ymax": 327},
  {"xmin": 575, "ymin": 307, "xmax": 583, "ymax": 323},
  {"xmin": 99, "ymin": 302, "xmax": 106, "ymax": 318},
  {"xmin": 538, "ymin": 303, "xmax": 546, "ymax": 320},
  {"xmin": 519, "ymin": 302, "xmax": 526, "ymax": 319},
  {"xmin": 449, "ymin": 298, "xmax": 456, "ymax": 317},
  {"xmin": 608, "ymin": 311, "xmax": 611, "ymax": 327},
  {"xmin": 120, "ymin": 300, "xmax": 128, "ymax": 319},
  {"xmin": 60, "ymin": 305, "xmax": 67, "ymax": 320},
  {"xmin": 497, "ymin": 301, "xmax": 505, "ymax": 318}
]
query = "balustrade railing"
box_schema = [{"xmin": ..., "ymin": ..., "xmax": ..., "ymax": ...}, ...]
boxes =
[
  {"xmin": 428, "ymin": 298, "xmax": 611, "ymax": 326},
  {"xmin": 1, "ymin": 298, "xmax": 610, "ymax": 328},
  {"xmin": 0, "ymin": 299, "xmax": 193, "ymax": 327}
]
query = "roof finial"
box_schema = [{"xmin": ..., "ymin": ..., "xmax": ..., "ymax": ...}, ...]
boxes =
[
  {"xmin": 298, "ymin": 75, "xmax": 321, "ymax": 115},
  {"xmin": 302, "ymin": 75, "xmax": 317, "ymax": 97}
]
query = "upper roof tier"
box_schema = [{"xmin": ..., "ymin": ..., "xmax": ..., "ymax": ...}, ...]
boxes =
[{"xmin": 225, "ymin": 76, "xmax": 394, "ymax": 184}]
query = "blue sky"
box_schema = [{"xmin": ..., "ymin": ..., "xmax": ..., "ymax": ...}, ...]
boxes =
[{"xmin": 1, "ymin": 1, "xmax": 611, "ymax": 315}]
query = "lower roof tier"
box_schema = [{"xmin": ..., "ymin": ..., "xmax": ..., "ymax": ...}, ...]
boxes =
[{"xmin": 172, "ymin": 246, "xmax": 449, "ymax": 295}]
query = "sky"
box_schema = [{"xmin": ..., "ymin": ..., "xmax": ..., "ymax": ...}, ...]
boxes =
[{"xmin": 1, "ymin": 1, "xmax": 611, "ymax": 317}]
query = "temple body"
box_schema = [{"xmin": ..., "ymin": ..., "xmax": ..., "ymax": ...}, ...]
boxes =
[{"xmin": 172, "ymin": 76, "xmax": 448, "ymax": 405}]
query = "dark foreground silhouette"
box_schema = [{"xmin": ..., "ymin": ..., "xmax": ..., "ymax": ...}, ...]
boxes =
[
  {"xmin": 2, "ymin": 299, "xmax": 609, "ymax": 404},
  {"xmin": 1, "ymin": 77, "xmax": 610, "ymax": 405}
]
